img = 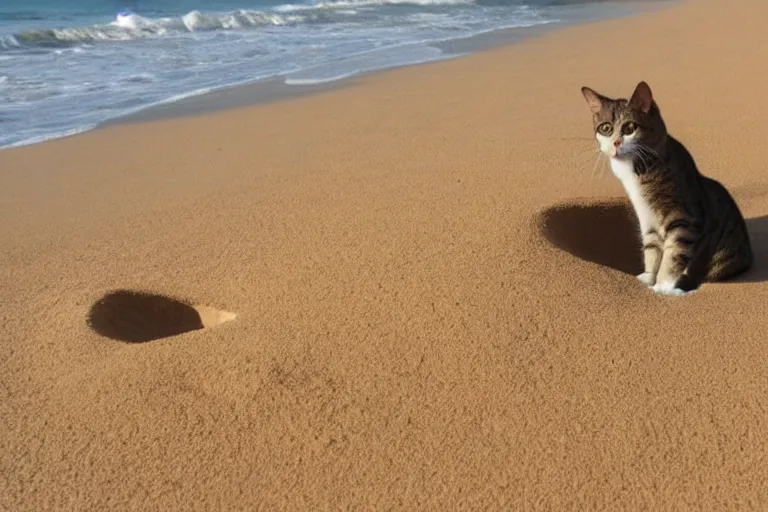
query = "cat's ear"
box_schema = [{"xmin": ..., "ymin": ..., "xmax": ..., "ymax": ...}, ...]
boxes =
[
  {"xmin": 630, "ymin": 81, "xmax": 653, "ymax": 113},
  {"xmin": 581, "ymin": 86, "xmax": 606, "ymax": 114}
]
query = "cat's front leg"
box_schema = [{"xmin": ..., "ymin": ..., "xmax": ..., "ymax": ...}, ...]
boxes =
[
  {"xmin": 637, "ymin": 230, "xmax": 662, "ymax": 286},
  {"xmin": 653, "ymin": 259, "xmax": 694, "ymax": 295},
  {"xmin": 652, "ymin": 224, "xmax": 698, "ymax": 296}
]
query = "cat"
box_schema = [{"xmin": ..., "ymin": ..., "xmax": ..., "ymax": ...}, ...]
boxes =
[{"xmin": 580, "ymin": 81, "xmax": 752, "ymax": 296}]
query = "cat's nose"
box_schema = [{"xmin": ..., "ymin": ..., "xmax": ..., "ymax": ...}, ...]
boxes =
[{"xmin": 613, "ymin": 139, "xmax": 622, "ymax": 148}]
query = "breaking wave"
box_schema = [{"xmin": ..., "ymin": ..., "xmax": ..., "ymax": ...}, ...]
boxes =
[
  {"xmin": 0, "ymin": 0, "xmax": 482, "ymax": 50},
  {"xmin": 2, "ymin": 10, "xmax": 310, "ymax": 49},
  {"xmin": 276, "ymin": 0, "xmax": 474, "ymax": 10}
]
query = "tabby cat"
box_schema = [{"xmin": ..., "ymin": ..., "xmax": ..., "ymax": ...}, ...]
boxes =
[{"xmin": 580, "ymin": 81, "xmax": 752, "ymax": 295}]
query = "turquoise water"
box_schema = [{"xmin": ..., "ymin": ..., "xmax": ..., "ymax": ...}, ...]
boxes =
[{"xmin": 0, "ymin": 0, "xmax": 626, "ymax": 148}]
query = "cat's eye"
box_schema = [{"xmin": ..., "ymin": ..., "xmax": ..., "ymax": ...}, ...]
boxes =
[
  {"xmin": 621, "ymin": 122, "xmax": 638, "ymax": 135},
  {"xmin": 597, "ymin": 122, "xmax": 613, "ymax": 136}
]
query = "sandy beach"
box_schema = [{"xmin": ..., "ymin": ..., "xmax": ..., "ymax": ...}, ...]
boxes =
[{"xmin": 3, "ymin": 0, "xmax": 768, "ymax": 508}]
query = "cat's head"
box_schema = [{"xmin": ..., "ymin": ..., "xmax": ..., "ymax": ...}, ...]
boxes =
[{"xmin": 580, "ymin": 81, "xmax": 667, "ymax": 159}]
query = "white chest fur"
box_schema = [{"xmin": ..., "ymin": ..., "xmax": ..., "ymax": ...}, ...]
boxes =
[{"xmin": 610, "ymin": 157, "xmax": 655, "ymax": 234}]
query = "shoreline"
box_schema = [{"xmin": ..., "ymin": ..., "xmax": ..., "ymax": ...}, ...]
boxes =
[
  {"xmin": 105, "ymin": 0, "xmax": 667, "ymax": 126},
  {"xmin": 2, "ymin": 0, "xmax": 669, "ymax": 148}
]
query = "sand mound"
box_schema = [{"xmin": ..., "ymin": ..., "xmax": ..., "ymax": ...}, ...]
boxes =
[
  {"xmin": 87, "ymin": 290, "xmax": 235, "ymax": 343},
  {"xmin": 538, "ymin": 198, "xmax": 642, "ymax": 276}
]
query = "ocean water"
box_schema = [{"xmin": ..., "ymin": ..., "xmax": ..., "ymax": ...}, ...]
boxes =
[{"xmin": 0, "ymin": 0, "xmax": 632, "ymax": 148}]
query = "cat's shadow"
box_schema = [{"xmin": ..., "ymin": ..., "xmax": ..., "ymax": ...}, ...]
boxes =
[
  {"xmin": 539, "ymin": 199, "xmax": 768, "ymax": 284},
  {"xmin": 735, "ymin": 215, "xmax": 768, "ymax": 283}
]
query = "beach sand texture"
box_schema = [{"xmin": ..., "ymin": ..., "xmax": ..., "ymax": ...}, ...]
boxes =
[{"xmin": 3, "ymin": 0, "xmax": 768, "ymax": 508}]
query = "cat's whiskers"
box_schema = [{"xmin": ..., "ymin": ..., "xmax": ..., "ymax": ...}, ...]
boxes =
[
  {"xmin": 572, "ymin": 146, "xmax": 602, "ymax": 183},
  {"xmin": 627, "ymin": 146, "xmax": 651, "ymax": 171},
  {"xmin": 636, "ymin": 144, "xmax": 661, "ymax": 163},
  {"xmin": 640, "ymin": 144, "xmax": 660, "ymax": 158},
  {"xmin": 634, "ymin": 144, "xmax": 656, "ymax": 158},
  {"xmin": 589, "ymin": 149, "xmax": 603, "ymax": 181},
  {"xmin": 576, "ymin": 144, "xmax": 614, "ymax": 183},
  {"xmin": 636, "ymin": 145, "xmax": 663, "ymax": 172},
  {"xmin": 597, "ymin": 146, "xmax": 612, "ymax": 181},
  {"xmin": 601, "ymin": 156, "xmax": 610, "ymax": 179}
]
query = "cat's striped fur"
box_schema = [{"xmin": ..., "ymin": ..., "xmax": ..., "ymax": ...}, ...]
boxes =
[{"xmin": 581, "ymin": 81, "xmax": 752, "ymax": 295}]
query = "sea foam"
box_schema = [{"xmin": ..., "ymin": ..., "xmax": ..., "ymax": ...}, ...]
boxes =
[{"xmin": 0, "ymin": 0, "xmax": 617, "ymax": 149}]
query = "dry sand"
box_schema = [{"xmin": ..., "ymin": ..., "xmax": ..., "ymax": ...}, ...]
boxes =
[{"xmin": 3, "ymin": 0, "xmax": 768, "ymax": 508}]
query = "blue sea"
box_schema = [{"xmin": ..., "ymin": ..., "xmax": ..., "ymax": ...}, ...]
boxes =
[{"xmin": 0, "ymin": 0, "xmax": 635, "ymax": 148}]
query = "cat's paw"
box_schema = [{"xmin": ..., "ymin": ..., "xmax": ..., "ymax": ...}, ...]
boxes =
[
  {"xmin": 651, "ymin": 280, "xmax": 697, "ymax": 297},
  {"xmin": 636, "ymin": 272, "xmax": 656, "ymax": 286}
]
